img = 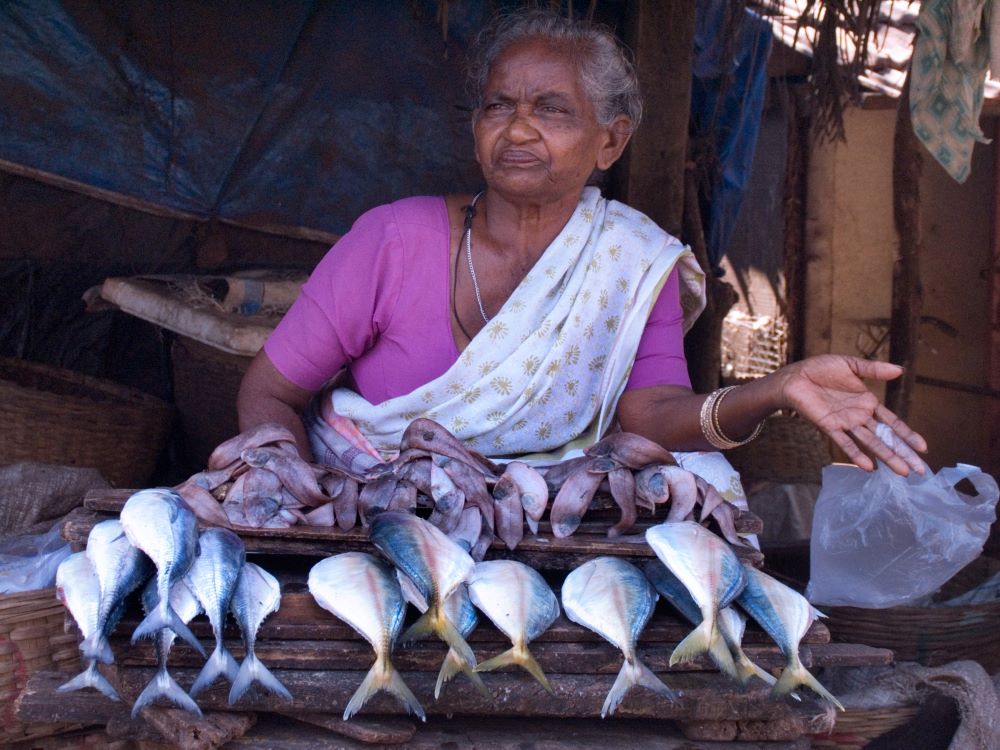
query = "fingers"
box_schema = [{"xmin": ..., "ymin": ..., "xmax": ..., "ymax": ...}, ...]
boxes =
[
  {"xmin": 874, "ymin": 404, "xmax": 928, "ymax": 454},
  {"xmin": 847, "ymin": 423, "xmax": 913, "ymax": 476},
  {"xmin": 827, "ymin": 428, "xmax": 876, "ymax": 473},
  {"xmin": 849, "ymin": 357, "xmax": 904, "ymax": 383}
]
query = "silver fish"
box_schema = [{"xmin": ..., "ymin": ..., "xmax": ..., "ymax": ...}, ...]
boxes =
[
  {"xmin": 643, "ymin": 559, "xmax": 766, "ymax": 685},
  {"xmin": 185, "ymin": 528, "xmax": 246, "ymax": 697},
  {"xmin": 54, "ymin": 552, "xmax": 121, "ymax": 700},
  {"xmin": 133, "ymin": 578, "xmax": 204, "ymax": 717},
  {"xmin": 736, "ymin": 565, "xmax": 844, "ymax": 710},
  {"xmin": 229, "ymin": 562, "xmax": 292, "ymax": 703},
  {"xmin": 468, "ymin": 560, "xmax": 559, "ymax": 693},
  {"xmin": 308, "ymin": 552, "xmax": 424, "ymax": 721},
  {"xmin": 84, "ymin": 519, "xmax": 153, "ymax": 664},
  {"xmin": 369, "ymin": 510, "xmax": 476, "ymax": 670},
  {"xmin": 645, "ymin": 521, "xmax": 746, "ymax": 672},
  {"xmin": 120, "ymin": 488, "xmax": 205, "ymax": 656},
  {"xmin": 561, "ymin": 556, "xmax": 676, "ymax": 717},
  {"xmin": 396, "ymin": 573, "xmax": 487, "ymax": 699}
]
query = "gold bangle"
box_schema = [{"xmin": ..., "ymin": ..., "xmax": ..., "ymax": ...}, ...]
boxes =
[{"xmin": 700, "ymin": 386, "xmax": 764, "ymax": 450}]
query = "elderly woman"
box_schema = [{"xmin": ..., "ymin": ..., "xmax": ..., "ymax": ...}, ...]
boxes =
[{"xmin": 237, "ymin": 11, "xmax": 926, "ymax": 485}]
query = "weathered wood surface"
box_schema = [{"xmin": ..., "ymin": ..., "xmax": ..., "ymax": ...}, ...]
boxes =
[
  {"xmin": 18, "ymin": 668, "xmax": 838, "ymax": 725},
  {"xmin": 276, "ymin": 711, "xmax": 416, "ymax": 745},
  {"xmin": 110, "ymin": 637, "xmax": 889, "ymax": 676},
  {"xmin": 101, "ymin": 588, "xmax": 831, "ymax": 646},
  {"xmin": 235, "ymin": 714, "xmax": 814, "ymax": 749},
  {"xmin": 138, "ymin": 706, "xmax": 256, "ymax": 750},
  {"xmin": 69, "ymin": 494, "xmax": 766, "ymax": 569}
]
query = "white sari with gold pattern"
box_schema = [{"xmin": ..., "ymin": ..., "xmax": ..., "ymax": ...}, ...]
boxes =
[{"xmin": 327, "ymin": 187, "xmax": 706, "ymax": 461}]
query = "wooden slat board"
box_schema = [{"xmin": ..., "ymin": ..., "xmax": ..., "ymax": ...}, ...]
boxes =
[
  {"xmin": 24, "ymin": 667, "xmax": 834, "ymax": 722},
  {"xmin": 72, "ymin": 491, "xmax": 766, "ymax": 569},
  {"xmin": 110, "ymin": 637, "xmax": 889, "ymax": 675},
  {"xmin": 15, "ymin": 674, "xmax": 816, "ymax": 748}
]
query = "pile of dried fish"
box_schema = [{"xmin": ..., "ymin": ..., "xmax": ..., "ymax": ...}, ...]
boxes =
[
  {"xmin": 55, "ymin": 488, "xmax": 291, "ymax": 717},
  {"xmin": 178, "ymin": 419, "xmax": 748, "ymax": 558}
]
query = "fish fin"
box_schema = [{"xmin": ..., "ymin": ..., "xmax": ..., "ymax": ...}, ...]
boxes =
[
  {"xmin": 81, "ymin": 633, "xmax": 115, "ymax": 665},
  {"xmin": 344, "ymin": 656, "xmax": 426, "ymax": 723},
  {"xmin": 131, "ymin": 669, "xmax": 202, "ymax": 718},
  {"xmin": 229, "ymin": 653, "xmax": 292, "ymax": 704},
  {"xmin": 435, "ymin": 649, "xmax": 491, "ymax": 700},
  {"xmin": 772, "ymin": 659, "xmax": 844, "ymax": 711},
  {"xmin": 669, "ymin": 618, "xmax": 714, "ymax": 666},
  {"xmin": 733, "ymin": 651, "xmax": 777, "ymax": 688},
  {"xmin": 602, "ymin": 657, "xmax": 676, "ymax": 718},
  {"xmin": 474, "ymin": 644, "xmax": 552, "ymax": 694},
  {"xmin": 131, "ymin": 602, "xmax": 206, "ymax": 658},
  {"xmin": 190, "ymin": 644, "xmax": 240, "ymax": 697},
  {"xmin": 402, "ymin": 605, "xmax": 476, "ymax": 671},
  {"xmin": 57, "ymin": 661, "xmax": 120, "ymax": 701},
  {"xmin": 708, "ymin": 629, "xmax": 740, "ymax": 682}
]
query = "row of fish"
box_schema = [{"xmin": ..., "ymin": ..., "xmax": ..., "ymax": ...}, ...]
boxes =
[
  {"xmin": 177, "ymin": 419, "xmax": 747, "ymax": 557},
  {"xmin": 55, "ymin": 488, "xmax": 291, "ymax": 717},
  {"xmin": 306, "ymin": 511, "xmax": 843, "ymax": 722}
]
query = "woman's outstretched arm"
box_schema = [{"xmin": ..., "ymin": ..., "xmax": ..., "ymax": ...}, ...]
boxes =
[{"xmin": 616, "ymin": 354, "xmax": 927, "ymax": 476}]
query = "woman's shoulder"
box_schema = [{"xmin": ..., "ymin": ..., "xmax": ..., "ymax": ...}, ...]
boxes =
[
  {"xmin": 352, "ymin": 195, "xmax": 448, "ymax": 236},
  {"xmin": 602, "ymin": 195, "xmax": 682, "ymax": 249}
]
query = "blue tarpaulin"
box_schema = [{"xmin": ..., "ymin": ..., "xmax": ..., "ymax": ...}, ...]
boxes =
[
  {"xmin": 691, "ymin": 0, "xmax": 773, "ymax": 272},
  {"xmin": 0, "ymin": 0, "xmax": 492, "ymax": 238}
]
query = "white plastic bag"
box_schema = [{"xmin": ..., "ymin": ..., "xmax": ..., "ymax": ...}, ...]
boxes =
[
  {"xmin": 806, "ymin": 460, "xmax": 999, "ymax": 608},
  {"xmin": 0, "ymin": 523, "xmax": 72, "ymax": 594}
]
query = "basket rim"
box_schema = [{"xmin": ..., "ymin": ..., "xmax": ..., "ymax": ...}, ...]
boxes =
[{"xmin": 0, "ymin": 356, "xmax": 170, "ymax": 410}]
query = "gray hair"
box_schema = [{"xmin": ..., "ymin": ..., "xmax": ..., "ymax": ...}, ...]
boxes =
[{"xmin": 467, "ymin": 10, "xmax": 643, "ymax": 133}]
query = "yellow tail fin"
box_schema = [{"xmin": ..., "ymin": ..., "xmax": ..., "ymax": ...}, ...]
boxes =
[
  {"xmin": 343, "ymin": 655, "xmax": 426, "ymax": 722},
  {"xmin": 475, "ymin": 643, "xmax": 553, "ymax": 694}
]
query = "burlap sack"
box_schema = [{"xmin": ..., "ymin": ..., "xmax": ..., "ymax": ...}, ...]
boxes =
[{"xmin": 0, "ymin": 462, "xmax": 108, "ymax": 539}]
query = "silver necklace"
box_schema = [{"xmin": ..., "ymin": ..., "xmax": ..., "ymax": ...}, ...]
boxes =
[{"xmin": 464, "ymin": 190, "xmax": 489, "ymax": 324}]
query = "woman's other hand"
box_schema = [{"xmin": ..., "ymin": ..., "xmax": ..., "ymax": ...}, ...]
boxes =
[
  {"xmin": 775, "ymin": 355, "xmax": 928, "ymax": 476},
  {"xmin": 237, "ymin": 350, "xmax": 316, "ymax": 461}
]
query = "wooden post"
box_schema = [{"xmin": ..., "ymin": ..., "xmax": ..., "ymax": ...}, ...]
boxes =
[
  {"xmin": 885, "ymin": 74, "xmax": 923, "ymax": 419},
  {"xmin": 617, "ymin": 0, "xmax": 696, "ymax": 237},
  {"xmin": 783, "ymin": 85, "xmax": 811, "ymax": 365}
]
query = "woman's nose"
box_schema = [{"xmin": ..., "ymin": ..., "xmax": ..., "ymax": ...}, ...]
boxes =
[{"xmin": 505, "ymin": 107, "xmax": 539, "ymax": 142}]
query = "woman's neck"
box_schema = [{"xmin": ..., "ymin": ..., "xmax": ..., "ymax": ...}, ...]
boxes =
[{"xmin": 477, "ymin": 188, "xmax": 581, "ymax": 264}]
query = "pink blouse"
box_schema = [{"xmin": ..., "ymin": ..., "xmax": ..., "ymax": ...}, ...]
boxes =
[{"xmin": 265, "ymin": 196, "xmax": 691, "ymax": 404}]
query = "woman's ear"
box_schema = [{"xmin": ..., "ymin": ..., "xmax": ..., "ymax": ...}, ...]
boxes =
[{"xmin": 596, "ymin": 114, "xmax": 634, "ymax": 171}]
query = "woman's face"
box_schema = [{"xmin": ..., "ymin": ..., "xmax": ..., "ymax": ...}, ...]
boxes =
[{"xmin": 473, "ymin": 38, "xmax": 630, "ymax": 204}]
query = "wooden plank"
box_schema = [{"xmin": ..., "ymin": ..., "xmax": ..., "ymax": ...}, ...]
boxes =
[
  {"xmin": 236, "ymin": 714, "xmax": 814, "ymax": 749},
  {"xmin": 618, "ymin": 0, "xmax": 697, "ymax": 237},
  {"xmin": 110, "ymin": 637, "xmax": 889, "ymax": 676},
  {"xmin": 276, "ymin": 712, "xmax": 416, "ymax": 745},
  {"xmin": 94, "ymin": 669, "xmax": 836, "ymax": 722},
  {"xmin": 73, "ymin": 494, "xmax": 766, "ymax": 569},
  {"xmin": 110, "ymin": 637, "xmax": 814, "ymax": 674},
  {"xmin": 103, "ymin": 590, "xmax": 830, "ymax": 646}
]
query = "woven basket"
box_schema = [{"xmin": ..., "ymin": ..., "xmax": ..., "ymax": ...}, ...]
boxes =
[
  {"xmin": 823, "ymin": 555, "xmax": 1000, "ymax": 673},
  {"xmin": 0, "ymin": 357, "xmax": 172, "ymax": 487},
  {"xmin": 727, "ymin": 413, "xmax": 833, "ymax": 485},
  {"xmin": 0, "ymin": 588, "xmax": 84, "ymax": 744},
  {"xmin": 809, "ymin": 705, "xmax": 921, "ymax": 750}
]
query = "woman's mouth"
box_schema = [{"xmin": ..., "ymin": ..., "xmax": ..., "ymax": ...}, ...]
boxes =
[{"xmin": 498, "ymin": 149, "xmax": 541, "ymax": 165}]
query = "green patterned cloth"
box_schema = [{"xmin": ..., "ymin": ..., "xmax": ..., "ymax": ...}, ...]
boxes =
[{"xmin": 911, "ymin": 0, "xmax": 993, "ymax": 183}]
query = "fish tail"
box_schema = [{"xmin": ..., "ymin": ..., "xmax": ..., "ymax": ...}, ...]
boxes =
[
  {"xmin": 402, "ymin": 605, "xmax": 476, "ymax": 671},
  {"xmin": 733, "ymin": 650, "xmax": 777, "ymax": 688},
  {"xmin": 772, "ymin": 658, "xmax": 844, "ymax": 711},
  {"xmin": 57, "ymin": 661, "xmax": 120, "ymax": 701},
  {"xmin": 344, "ymin": 655, "xmax": 425, "ymax": 723},
  {"xmin": 435, "ymin": 648, "xmax": 491, "ymax": 700},
  {"xmin": 474, "ymin": 644, "xmax": 552, "ymax": 694},
  {"xmin": 669, "ymin": 618, "xmax": 715, "ymax": 666},
  {"xmin": 131, "ymin": 668, "xmax": 202, "ymax": 718},
  {"xmin": 132, "ymin": 602, "xmax": 206, "ymax": 658},
  {"xmin": 81, "ymin": 632, "xmax": 115, "ymax": 666},
  {"xmin": 190, "ymin": 643, "xmax": 240, "ymax": 697},
  {"xmin": 601, "ymin": 656, "xmax": 676, "ymax": 718},
  {"xmin": 229, "ymin": 652, "xmax": 293, "ymax": 704},
  {"xmin": 707, "ymin": 628, "xmax": 740, "ymax": 682}
]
